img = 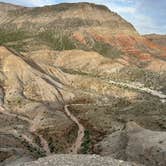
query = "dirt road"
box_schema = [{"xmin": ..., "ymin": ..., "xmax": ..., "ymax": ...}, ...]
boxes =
[{"xmin": 64, "ymin": 105, "xmax": 85, "ymax": 154}]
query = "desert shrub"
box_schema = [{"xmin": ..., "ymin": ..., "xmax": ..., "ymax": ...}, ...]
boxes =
[{"xmin": 81, "ymin": 129, "xmax": 91, "ymax": 154}]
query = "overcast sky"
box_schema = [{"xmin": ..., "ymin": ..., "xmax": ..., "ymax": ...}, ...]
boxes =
[{"xmin": 0, "ymin": 0, "xmax": 166, "ymax": 34}]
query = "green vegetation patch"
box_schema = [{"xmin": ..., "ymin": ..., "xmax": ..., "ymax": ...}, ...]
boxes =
[
  {"xmin": 7, "ymin": 41, "xmax": 26, "ymax": 52},
  {"xmin": 37, "ymin": 30, "xmax": 76, "ymax": 50},
  {"xmin": 0, "ymin": 29, "xmax": 29, "ymax": 45},
  {"xmin": 81, "ymin": 37, "xmax": 123, "ymax": 59},
  {"xmin": 92, "ymin": 40, "xmax": 123, "ymax": 59},
  {"xmin": 81, "ymin": 129, "xmax": 91, "ymax": 154}
]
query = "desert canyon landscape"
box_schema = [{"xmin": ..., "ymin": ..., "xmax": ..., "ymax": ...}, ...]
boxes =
[{"xmin": 0, "ymin": 2, "xmax": 166, "ymax": 166}]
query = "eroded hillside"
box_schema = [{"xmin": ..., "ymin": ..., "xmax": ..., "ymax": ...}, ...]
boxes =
[{"xmin": 0, "ymin": 2, "xmax": 166, "ymax": 166}]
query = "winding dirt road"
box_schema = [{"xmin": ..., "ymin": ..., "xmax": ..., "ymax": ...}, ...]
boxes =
[{"xmin": 64, "ymin": 105, "xmax": 85, "ymax": 154}]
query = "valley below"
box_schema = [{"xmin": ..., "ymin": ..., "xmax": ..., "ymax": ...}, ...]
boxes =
[{"xmin": 0, "ymin": 2, "xmax": 166, "ymax": 166}]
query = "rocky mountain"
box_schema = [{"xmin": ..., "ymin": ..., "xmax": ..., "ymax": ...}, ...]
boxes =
[
  {"xmin": 0, "ymin": 2, "xmax": 166, "ymax": 166},
  {"xmin": 0, "ymin": 2, "xmax": 136, "ymax": 33}
]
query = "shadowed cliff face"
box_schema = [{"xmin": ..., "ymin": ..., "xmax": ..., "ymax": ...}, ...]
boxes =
[{"xmin": 0, "ymin": 2, "xmax": 166, "ymax": 166}]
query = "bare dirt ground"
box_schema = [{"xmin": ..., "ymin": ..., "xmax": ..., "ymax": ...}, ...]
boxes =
[{"xmin": 0, "ymin": 105, "xmax": 51, "ymax": 156}]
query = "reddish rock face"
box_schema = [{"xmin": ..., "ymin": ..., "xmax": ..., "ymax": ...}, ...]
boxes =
[
  {"xmin": 72, "ymin": 29, "xmax": 165, "ymax": 70},
  {"xmin": 73, "ymin": 32, "xmax": 86, "ymax": 45}
]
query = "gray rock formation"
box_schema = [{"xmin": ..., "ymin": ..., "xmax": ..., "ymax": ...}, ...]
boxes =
[{"xmin": 95, "ymin": 122, "xmax": 166, "ymax": 166}]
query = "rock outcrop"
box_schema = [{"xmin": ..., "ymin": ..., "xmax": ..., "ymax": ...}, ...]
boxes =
[{"xmin": 95, "ymin": 122, "xmax": 166, "ymax": 166}]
